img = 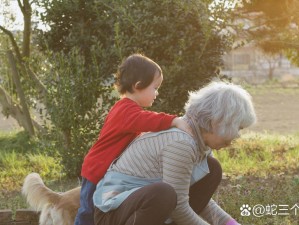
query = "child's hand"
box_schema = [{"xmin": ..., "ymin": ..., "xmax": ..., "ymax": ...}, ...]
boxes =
[{"xmin": 171, "ymin": 117, "xmax": 193, "ymax": 136}]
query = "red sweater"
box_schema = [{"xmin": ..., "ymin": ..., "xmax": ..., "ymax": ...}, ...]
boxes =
[{"xmin": 81, "ymin": 98, "xmax": 176, "ymax": 184}]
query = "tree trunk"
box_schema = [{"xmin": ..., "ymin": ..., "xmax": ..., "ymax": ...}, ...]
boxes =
[
  {"xmin": 62, "ymin": 128, "xmax": 72, "ymax": 149},
  {"xmin": 268, "ymin": 67, "xmax": 274, "ymax": 80},
  {"xmin": 20, "ymin": 0, "xmax": 32, "ymax": 58},
  {"xmin": 6, "ymin": 50, "xmax": 35, "ymax": 136},
  {"xmin": 0, "ymin": 26, "xmax": 22, "ymax": 62},
  {"xmin": 0, "ymin": 86, "xmax": 43, "ymax": 133}
]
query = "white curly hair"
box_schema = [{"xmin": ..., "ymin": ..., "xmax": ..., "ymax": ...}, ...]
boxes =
[{"xmin": 184, "ymin": 81, "xmax": 256, "ymax": 139}]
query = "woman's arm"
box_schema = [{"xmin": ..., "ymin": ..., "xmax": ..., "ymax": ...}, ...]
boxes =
[
  {"xmin": 200, "ymin": 199, "xmax": 233, "ymax": 225},
  {"xmin": 161, "ymin": 139, "xmax": 209, "ymax": 225}
]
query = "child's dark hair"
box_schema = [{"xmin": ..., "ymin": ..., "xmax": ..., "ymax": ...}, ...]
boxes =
[{"xmin": 115, "ymin": 53, "xmax": 162, "ymax": 94}]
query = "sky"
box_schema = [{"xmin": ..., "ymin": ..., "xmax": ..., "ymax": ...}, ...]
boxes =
[
  {"xmin": 0, "ymin": 0, "xmax": 23, "ymax": 29},
  {"xmin": 0, "ymin": 0, "xmax": 47, "ymax": 30}
]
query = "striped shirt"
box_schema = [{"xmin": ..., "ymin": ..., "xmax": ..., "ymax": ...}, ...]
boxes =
[{"xmin": 107, "ymin": 128, "xmax": 231, "ymax": 225}]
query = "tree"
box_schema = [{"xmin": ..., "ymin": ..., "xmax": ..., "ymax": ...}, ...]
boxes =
[
  {"xmin": 0, "ymin": 0, "xmax": 38, "ymax": 136},
  {"xmin": 235, "ymin": 0, "xmax": 299, "ymax": 65},
  {"xmin": 255, "ymin": 52, "xmax": 282, "ymax": 80},
  {"xmin": 38, "ymin": 0, "xmax": 231, "ymax": 115}
]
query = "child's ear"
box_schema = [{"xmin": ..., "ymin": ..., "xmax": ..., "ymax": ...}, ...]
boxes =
[{"xmin": 133, "ymin": 81, "xmax": 142, "ymax": 90}]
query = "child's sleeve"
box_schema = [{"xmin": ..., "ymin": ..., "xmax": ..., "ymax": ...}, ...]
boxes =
[{"xmin": 122, "ymin": 104, "xmax": 176, "ymax": 133}]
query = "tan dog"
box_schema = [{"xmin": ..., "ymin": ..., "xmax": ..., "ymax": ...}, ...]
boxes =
[{"xmin": 22, "ymin": 173, "xmax": 81, "ymax": 225}]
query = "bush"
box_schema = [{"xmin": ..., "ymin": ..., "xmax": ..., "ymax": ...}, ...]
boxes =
[{"xmin": 39, "ymin": 0, "xmax": 230, "ymax": 114}]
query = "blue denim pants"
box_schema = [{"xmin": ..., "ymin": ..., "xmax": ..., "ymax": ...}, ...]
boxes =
[{"xmin": 74, "ymin": 177, "xmax": 96, "ymax": 225}]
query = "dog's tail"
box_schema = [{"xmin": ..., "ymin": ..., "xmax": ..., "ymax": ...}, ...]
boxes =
[{"xmin": 22, "ymin": 173, "xmax": 61, "ymax": 211}]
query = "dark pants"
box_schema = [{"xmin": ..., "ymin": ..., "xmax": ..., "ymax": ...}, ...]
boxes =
[
  {"xmin": 94, "ymin": 182, "xmax": 177, "ymax": 225},
  {"xmin": 189, "ymin": 156, "xmax": 222, "ymax": 214},
  {"xmin": 94, "ymin": 156, "xmax": 222, "ymax": 225},
  {"xmin": 74, "ymin": 177, "xmax": 96, "ymax": 225}
]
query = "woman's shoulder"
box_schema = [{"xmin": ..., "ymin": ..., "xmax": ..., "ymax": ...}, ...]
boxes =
[
  {"xmin": 165, "ymin": 127, "xmax": 194, "ymax": 140},
  {"xmin": 137, "ymin": 128, "xmax": 196, "ymax": 146}
]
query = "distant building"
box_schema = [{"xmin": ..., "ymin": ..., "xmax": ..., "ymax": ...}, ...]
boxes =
[
  {"xmin": 221, "ymin": 42, "xmax": 299, "ymax": 82},
  {"xmin": 220, "ymin": 11, "xmax": 299, "ymax": 82}
]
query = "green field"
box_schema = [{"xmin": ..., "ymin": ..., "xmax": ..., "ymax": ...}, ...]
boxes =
[{"xmin": 214, "ymin": 132, "xmax": 299, "ymax": 225}]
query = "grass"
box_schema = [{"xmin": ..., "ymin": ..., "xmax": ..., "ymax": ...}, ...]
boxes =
[
  {"xmin": 238, "ymin": 78, "xmax": 299, "ymax": 94},
  {"xmin": 0, "ymin": 131, "xmax": 68, "ymax": 213},
  {"xmin": 0, "ymin": 130, "xmax": 299, "ymax": 224},
  {"xmin": 215, "ymin": 176, "xmax": 299, "ymax": 225},
  {"xmin": 0, "ymin": 131, "xmax": 64, "ymax": 191},
  {"xmin": 213, "ymin": 132, "xmax": 299, "ymax": 225},
  {"xmin": 214, "ymin": 132, "xmax": 299, "ymax": 177}
]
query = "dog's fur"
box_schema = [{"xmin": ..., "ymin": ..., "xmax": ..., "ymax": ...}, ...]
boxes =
[{"xmin": 22, "ymin": 173, "xmax": 81, "ymax": 225}]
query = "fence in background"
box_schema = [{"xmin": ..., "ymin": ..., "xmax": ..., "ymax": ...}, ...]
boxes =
[{"xmin": 0, "ymin": 209, "xmax": 39, "ymax": 225}]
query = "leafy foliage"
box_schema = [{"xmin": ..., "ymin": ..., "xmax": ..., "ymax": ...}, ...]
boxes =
[
  {"xmin": 214, "ymin": 132, "xmax": 299, "ymax": 177},
  {"xmin": 0, "ymin": 131, "xmax": 37, "ymax": 153},
  {"xmin": 37, "ymin": 0, "xmax": 230, "ymax": 115},
  {"xmin": 109, "ymin": 1, "xmax": 228, "ymax": 114},
  {"xmin": 235, "ymin": 0, "xmax": 299, "ymax": 64},
  {"xmin": 36, "ymin": 48, "xmax": 117, "ymax": 176}
]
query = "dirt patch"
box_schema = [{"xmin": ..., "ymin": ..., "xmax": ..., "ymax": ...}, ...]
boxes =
[{"xmin": 247, "ymin": 87, "xmax": 299, "ymax": 135}]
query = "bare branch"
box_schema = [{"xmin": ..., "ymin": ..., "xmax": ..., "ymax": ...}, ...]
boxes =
[
  {"xmin": 17, "ymin": 0, "xmax": 25, "ymax": 14},
  {"xmin": 0, "ymin": 25, "xmax": 23, "ymax": 62},
  {"xmin": 22, "ymin": 0, "xmax": 32, "ymax": 58},
  {"xmin": 25, "ymin": 65, "xmax": 48, "ymax": 97},
  {"xmin": 0, "ymin": 85, "xmax": 45, "ymax": 133},
  {"xmin": 7, "ymin": 50, "xmax": 35, "ymax": 136}
]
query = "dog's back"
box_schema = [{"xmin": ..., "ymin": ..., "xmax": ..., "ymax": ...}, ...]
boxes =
[{"xmin": 22, "ymin": 173, "xmax": 81, "ymax": 225}]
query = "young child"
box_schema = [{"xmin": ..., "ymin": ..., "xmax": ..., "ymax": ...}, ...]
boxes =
[{"xmin": 74, "ymin": 54, "xmax": 192, "ymax": 225}]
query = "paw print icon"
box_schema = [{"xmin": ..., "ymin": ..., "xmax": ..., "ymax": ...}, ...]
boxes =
[{"xmin": 240, "ymin": 204, "xmax": 251, "ymax": 216}]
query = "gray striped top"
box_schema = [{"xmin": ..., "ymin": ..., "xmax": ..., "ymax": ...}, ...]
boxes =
[{"xmin": 110, "ymin": 128, "xmax": 232, "ymax": 225}]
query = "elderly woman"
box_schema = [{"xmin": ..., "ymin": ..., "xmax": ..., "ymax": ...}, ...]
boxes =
[{"xmin": 93, "ymin": 81, "xmax": 256, "ymax": 225}]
